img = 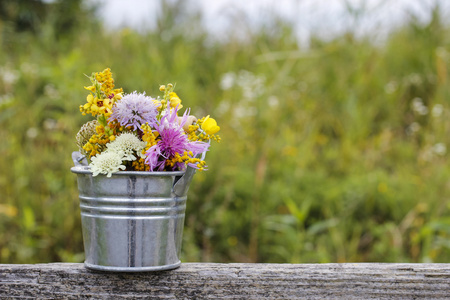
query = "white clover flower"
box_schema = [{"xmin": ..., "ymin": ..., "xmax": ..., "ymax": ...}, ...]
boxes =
[
  {"xmin": 90, "ymin": 151, "xmax": 126, "ymax": 177},
  {"xmin": 106, "ymin": 132, "xmax": 146, "ymax": 161}
]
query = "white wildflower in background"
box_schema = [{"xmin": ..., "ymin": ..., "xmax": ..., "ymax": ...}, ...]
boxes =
[
  {"xmin": 268, "ymin": 96, "xmax": 279, "ymax": 108},
  {"xmin": 0, "ymin": 67, "xmax": 19, "ymax": 86},
  {"xmin": 106, "ymin": 132, "xmax": 146, "ymax": 161},
  {"xmin": 90, "ymin": 151, "xmax": 126, "ymax": 177},
  {"xmin": 220, "ymin": 72, "xmax": 235, "ymax": 90},
  {"xmin": 421, "ymin": 143, "xmax": 447, "ymax": 162},
  {"xmin": 406, "ymin": 122, "xmax": 421, "ymax": 136},
  {"xmin": 26, "ymin": 127, "xmax": 38, "ymax": 139},
  {"xmin": 432, "ymin": 104, "xmax": 443, "ymax": 118},
  {"xmin": 433, "ymin": 143, "xmax": 447, "ymax": 156},
  {"xmin": 43, "ymin": 118, "xmax": 58, "ymax": 131},
  {"xmin": 44, "ymin": 84, "xmax": 60, "ymax": 99},
  {"xmin": 406, "ymin": 73, "xmax": 422, "ymax": 85},
  {"xmin": 20, "ymin": 63, "xmax": 38, "ymax": 76},
  {"xmin": 411, "ymin": 98, "xmax": 428, "ymax": 115},
  {"xmin": 384, "ymin": 81, "xmax": 398, "ymax": 94},
  {"xmin": 237, "ymin": 70, "xmax": 266, "ymax": 100}
]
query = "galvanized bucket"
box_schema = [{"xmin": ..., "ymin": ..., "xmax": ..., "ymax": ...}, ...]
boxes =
[{"xmin": 71, "ymin": 157, "xmax": 195, "ymax": 272}]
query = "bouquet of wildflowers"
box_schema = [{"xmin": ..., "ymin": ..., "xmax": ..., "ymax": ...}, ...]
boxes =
[{"xmin": 76, "ymin": 68, "xmax": 220, "ymax": 177}]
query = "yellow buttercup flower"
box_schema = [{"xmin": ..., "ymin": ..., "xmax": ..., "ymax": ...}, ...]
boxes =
[
  {"xmin": 201, "ymin": 116, "xmax": 220, "ymax": 135},
  {"xmin": 169, "ymin": 92, "xmax": 182, "ymax": 109}
]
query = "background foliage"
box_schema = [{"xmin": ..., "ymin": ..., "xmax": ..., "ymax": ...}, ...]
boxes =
[{"xmin": 1, "ymin": 0, "xmax": 450, "ymax": 264}]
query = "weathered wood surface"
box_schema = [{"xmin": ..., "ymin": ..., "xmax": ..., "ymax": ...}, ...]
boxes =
[{"xmin": 1, "ymin": 263, "xmax": 450, "ymax": 299}]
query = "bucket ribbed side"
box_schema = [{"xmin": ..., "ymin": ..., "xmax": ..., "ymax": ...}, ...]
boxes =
[{"xmin": 79, "ymin": 195, "xmax": 187, "ymax": 218}]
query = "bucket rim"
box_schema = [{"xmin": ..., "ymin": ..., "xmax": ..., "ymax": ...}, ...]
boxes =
[{"xmin": 71, "ymin": 165, "xmax": 186, "ymax": 177}]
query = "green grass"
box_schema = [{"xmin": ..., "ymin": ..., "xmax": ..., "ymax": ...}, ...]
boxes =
[{"xmin": 0, "ymin": 1, "xmax": 450, "ymax": 264}]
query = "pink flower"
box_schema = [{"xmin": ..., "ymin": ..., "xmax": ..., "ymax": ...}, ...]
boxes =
[{"xmin": 145, "ymin": 107, "xmax": 209, "ymax": 171}]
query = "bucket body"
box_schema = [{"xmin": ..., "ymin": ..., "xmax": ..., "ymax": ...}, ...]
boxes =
[{"xmin": 71, "ymin": 166, "xmax": 189, "ymax": 272}]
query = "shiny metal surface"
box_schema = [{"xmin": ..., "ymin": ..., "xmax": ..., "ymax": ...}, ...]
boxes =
[{"xmin": 71, "ymin": 165, "xmax": 194, "ymax": 272}]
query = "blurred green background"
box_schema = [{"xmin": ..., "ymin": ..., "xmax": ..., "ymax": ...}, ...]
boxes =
[{"xmin": 1, "ymin": 0, "xmax": 450, "ymax": 264}]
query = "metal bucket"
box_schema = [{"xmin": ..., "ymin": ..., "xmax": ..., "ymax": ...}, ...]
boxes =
[{"xmin": 71, "ymin": 164, "xmax": 195, "ymax": 272}]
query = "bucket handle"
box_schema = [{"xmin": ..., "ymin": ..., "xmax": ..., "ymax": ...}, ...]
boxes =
[
  {"xmin": 172, "ymin": 151, "xmax": 206, "ymax": 197},
  {"xmin": 72, "ymin": 151, "xmax": 88, "ymax": 166}
]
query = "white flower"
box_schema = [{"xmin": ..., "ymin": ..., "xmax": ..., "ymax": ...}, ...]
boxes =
[
  {"xmin": 90, "ymin": 151, "xmax": 126, "ymax": 177},
  {"xmin": 432, "ymin": 104, "xmax": 443, "ymax": 118},
  {"xmin": 406, "ymin": 122, "xmax": 421, "ymax": 136},
  {"xmin": 268, "ymin": 96, "xmax": 279, "ymax": 108},
  {"xmin": 220, "ymin": 72, "xmax": 235, "ymax": 90},
  {"xmin": 106, "ymin": 132, "xmax": 146, "ymax": 161},
  {"xmin": 433, "ymin": 143, "xmax": 447, "ymax": 156},
  {"xmin": 0, "ymin": 67, "xmax": 18, "ymax": 85},
  {"xmin": 411, "ymin": 98, "xmax": 428, "ymax": 115}
]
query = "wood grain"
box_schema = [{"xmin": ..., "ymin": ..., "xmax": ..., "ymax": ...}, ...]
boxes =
[{"xmin": 1, "ymin": 263, "xmax": 450, "ymax": 299}]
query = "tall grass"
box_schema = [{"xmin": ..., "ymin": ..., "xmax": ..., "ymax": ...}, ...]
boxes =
[{"xmin": 0, "ymin": 1, "xmax": 449, "ymax": 264}]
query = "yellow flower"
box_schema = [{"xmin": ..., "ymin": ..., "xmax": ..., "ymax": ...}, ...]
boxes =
[
  {"xmin": 94, "ymin": 68, "xmax": 116, "ymax": 96},
  {"xmin": 80, "ymin": 68, "xmax": 123, "ymax": 118},
  {"xmin": 201, "ymin": 116, "xmax": 220, "ymax": 135},
  {"xmin": 87, "ymin": 94, "xmax": 95, "ymax": 103},
  {"xmin": 112, "ymin": 88, "xmax": 123, "ymax": 100},
  {"xmin": 81, "ymin": 94, "xmax": 100, "ymax": 116},
  {"xmin": 91, "ymin": 104, "xmax": 99, "ymax": 113},
  {"xmin": 170, "ymin": 97, "xmax": 182, "ymax": 109},
  {"xmin": 95, "ymin": 125, "xmax": 105, "ymax": 134},
  {"xmin": 141, "ymin": 123, "xmax": 159, "ymax": 149},
  {"xmin": 84, "ymin": 85, "xmax": 96, "ymax": 92},
  {"xmin": 169, "ymin": 92, "xmax": 182, "ymax": 109}
]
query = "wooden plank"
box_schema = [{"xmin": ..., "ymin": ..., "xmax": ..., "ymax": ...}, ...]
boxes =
[{"xmin": 0, "ymin": 263, "xmax": 449, "ymax": 299}]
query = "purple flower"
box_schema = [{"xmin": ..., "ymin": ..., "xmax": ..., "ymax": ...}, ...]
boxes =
[
  {"xmin": 145, "ymin": 107, "xmax": 209, "ymax": 171},
  {"xmin": 109, "ymin": 91, "xmax": 158, "ymax": 131}
]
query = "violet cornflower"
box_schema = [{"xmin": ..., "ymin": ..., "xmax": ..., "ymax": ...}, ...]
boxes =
[
  {"xmin": 109, "ymin": 91, "xmax": 158, "ymax": 131},
  {"xmin": 145, "ymin": 107, "xmax": 209, "ymax": 171}
]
